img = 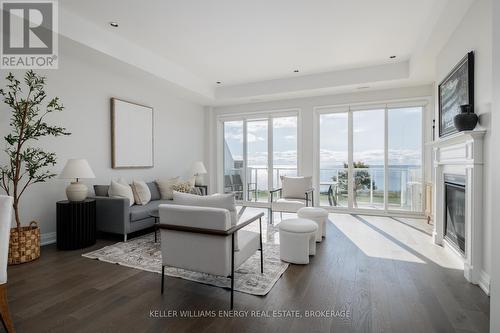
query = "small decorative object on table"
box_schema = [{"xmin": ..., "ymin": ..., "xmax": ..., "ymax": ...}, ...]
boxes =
[
  {"xmin": 57, "ymin": 199, "xmax": 96, "ymax": 250},
  {"xmin": 454, "ymin": 104, "xmax": 478, "ymax": 132}
]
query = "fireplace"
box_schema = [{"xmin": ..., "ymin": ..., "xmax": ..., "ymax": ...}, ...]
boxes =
[
  {"xmin": 444, "ymin": 174, "xmax": 466, "ymax": 255},
  {"xmin": 433, "ymin": 131, "xmax": 487, "ymax": 293}
]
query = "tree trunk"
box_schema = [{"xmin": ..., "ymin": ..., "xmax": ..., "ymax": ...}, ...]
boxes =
[{"xmin": 13, "ymin": 198, "xmax": 21, "ymax": 232}]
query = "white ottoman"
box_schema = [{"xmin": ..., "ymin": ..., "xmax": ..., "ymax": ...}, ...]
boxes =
[
  {"xmin": 297, "ymin": 207, "xmax": 328, "ymax": 242},
  {"xmin": 279, "ymin": 218, "xmax": 318, "ymax": 264}
]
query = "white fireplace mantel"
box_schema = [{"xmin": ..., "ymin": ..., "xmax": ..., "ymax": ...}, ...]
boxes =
[{"xmin": 432, "ymin": 130, "xmax": 488, "ymax": 294}]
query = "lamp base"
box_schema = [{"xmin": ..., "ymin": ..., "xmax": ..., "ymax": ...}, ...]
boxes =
[
  {"xmin": 66, "ymin": 182, "xmax": 88, "ymax": 202},
  {"xmin": 194, "ymin": 174, "xmax": 205, "ymax": 186}
]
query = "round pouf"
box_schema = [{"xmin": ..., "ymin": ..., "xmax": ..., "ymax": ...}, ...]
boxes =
[
  {"xmin": 297, "ymin": 207, "xmax": 328, "ymax": 242},
  {"xmin": 279, "ymin": 218, "xmax": 318, "ymax": 264}
]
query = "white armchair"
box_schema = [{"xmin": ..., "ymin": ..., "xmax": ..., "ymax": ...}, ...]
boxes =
[
  {"xmin": 269, "ymin": 176, "xmax": 314, "ymax": 224},
  {"xmin": 0, "ymin": 195, "xmax": 15, "ymax": 333},
  {"xmin": 158, "ymin": 193, "xmax": 264, "ymax": 309}
]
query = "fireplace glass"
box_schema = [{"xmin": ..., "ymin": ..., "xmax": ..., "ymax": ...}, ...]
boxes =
[{"xmin": 444, "ymin": 174, "xmax": 466, "ymax": 254}]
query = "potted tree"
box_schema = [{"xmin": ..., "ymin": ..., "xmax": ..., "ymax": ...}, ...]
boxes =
[{"xmin": 0, "ymin": 71, "xmax": 70, "ymax": 264}]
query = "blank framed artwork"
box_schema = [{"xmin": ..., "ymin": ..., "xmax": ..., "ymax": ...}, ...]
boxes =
[{"xmin": 111, "ymin": 98, "xmax": 154, "ymax": 168}]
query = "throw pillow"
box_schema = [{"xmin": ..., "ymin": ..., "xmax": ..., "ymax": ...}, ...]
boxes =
[
  {"xmin": 156, "ymin": 177, "xmax": 180, "ymax": 200},
  {"xmin": 93, "ymin": 185, "xmax": 110, "ymax": 197},
  {"xmin": 171, "ymin": 181, "xmax": 194, "ymax": 193},
  {"xmin": 147, "ymin": 182, "xmax": 161, "ymax": 201},
  {"xmin": 108, "ymin": 179, "xmax": 134, "ymax": 206},
  {"xmin": 172, "ymin": 191, "xmax": 239, "ymax": 250},
  {"xmin": 131, "ymin": 180, "xmax": 151, "ymax": 205}
]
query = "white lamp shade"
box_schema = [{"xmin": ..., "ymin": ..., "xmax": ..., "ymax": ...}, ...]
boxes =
[
  {"xmin": 59, "ymin": 159, "xmax": 95, "ymax": 179},
  {"xmin": 191, "ymin": 161, "xmax": 207, "ymax": 175}
]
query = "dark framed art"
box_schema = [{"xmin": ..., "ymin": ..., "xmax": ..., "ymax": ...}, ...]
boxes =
[{"xmin": 438, "ymin": 51, "xmax": 474, "ymax": 138}]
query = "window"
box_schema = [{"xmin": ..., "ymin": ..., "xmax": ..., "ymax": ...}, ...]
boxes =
[
  {"xmin": 318, "ymin": 103, "xmax": 424, "ymax": 213},
  {"xmin": 221, "ymin": 112, "xmax": 299, "ymax": 204}
]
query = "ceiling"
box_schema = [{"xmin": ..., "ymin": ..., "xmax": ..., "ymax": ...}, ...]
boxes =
[{"xmin": 59, "ymin": 0, "xmax": 474, "ymax": 104}]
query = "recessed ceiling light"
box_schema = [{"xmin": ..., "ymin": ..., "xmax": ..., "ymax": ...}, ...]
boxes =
[
  {"xmin": 389, "ymin": 55, "xmax": 396, "ymax": 59},
  {"xmin": 216, "ymin": 81, "xmax": 221, "ymax": 84},
  {"xmin": 293, "ymin": 69, "xmax": 299, "ymax": 73},
  {"xmin": 109, "ymin": 22, "xmax": 119, "ymax": 28}
]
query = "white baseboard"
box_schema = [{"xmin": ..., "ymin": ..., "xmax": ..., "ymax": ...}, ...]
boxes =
[
  {"xmin": 479, "ymin": 270, "xmax": 490, "ymax": 295},
  {"xmin": 41, "ymin": 232, "xmax": 56, "ymax": 246}
]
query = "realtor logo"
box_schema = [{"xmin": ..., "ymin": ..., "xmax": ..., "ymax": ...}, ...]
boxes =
[{"xmin": 1, "ymin": 0, "xmax": 58, "ymax": 69}]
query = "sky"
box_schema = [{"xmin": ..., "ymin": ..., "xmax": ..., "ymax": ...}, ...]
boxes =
[{"xmin": 224, "ymin": 107, "xmax": 422, "ymax": 171}]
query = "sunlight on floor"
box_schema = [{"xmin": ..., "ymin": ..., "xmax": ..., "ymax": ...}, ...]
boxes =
[
  {"xmin": 236, "ymin": 206, "xmax": 464, "ymax": 270},
  {"xmin": 330, "ymin": 213, "xmax": 464, "ymax": 270}
]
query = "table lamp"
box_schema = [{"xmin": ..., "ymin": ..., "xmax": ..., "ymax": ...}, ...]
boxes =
[
  {"xmin": 191, "ymin": 161, "xmax": 207, "ymax": 186},
  {"xmin": 59, "ymin": 159, "xmax": 96, "ymax": 201}
]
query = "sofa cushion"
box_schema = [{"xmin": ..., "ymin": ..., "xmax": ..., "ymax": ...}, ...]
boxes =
[
  {"xmin": 156, "ymin": 177, "xmax": 180, "ymax": 200},
  {"xmin": 129, "ymin": 200, "xmax": 172, "ymax": 222},
  {"xmin": 281, "ymin": 176, "xmax": 312, "ymax": 199},
  {"xmin": 172, "ymin": 191, "xmax": 239, "ymax": 250},
  {"xmin": 147, "ymin": 182, "xmax": 161, "ymax": 201},
  {"xmin": 132, "ymin": 180, "xmax": 151, "ymax": 205},
  {"xmin": 108, "ymin": 179, "xmax": 134, "ymax": 206},
  {"xmin": 94, "ymin": 185, "xmax": 110, "ymax": 197}
]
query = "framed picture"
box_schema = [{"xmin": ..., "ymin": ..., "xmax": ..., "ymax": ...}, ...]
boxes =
[
  {"xmin": 438, "ymin": 51, "xmax": 474, "ymax": 137},
  {"xmin": 111, "ymin": 98, "xmax": 154, "ymax": 168}
]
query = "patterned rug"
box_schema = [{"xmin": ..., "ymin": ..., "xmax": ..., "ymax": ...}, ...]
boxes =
[{"xmin": 82, "ymin": 234, "xmax": 288, "ymax": 296}]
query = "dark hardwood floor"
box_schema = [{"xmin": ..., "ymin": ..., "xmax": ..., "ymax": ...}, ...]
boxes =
[{"xmin": 2, "ymin": 212, "xmax": 489, "ymax": 333}]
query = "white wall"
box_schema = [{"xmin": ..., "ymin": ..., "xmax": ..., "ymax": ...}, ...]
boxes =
[
  {"xmin": 210, "ymin": 84, "xmax": 434, "ymax": 203},
  {"xmin": 435, "ymin": 0, "xmax": 492, "ymax": 292},
  {"xmin": 490, "ymin": 0, "xmax": 500, "ymax": 330},
  {"xmin": 0, "ymin": 38, "xmax": 206, "ymax": 243}
]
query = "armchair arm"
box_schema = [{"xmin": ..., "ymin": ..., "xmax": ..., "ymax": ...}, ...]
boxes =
[
  {"xmin": 304, "ymin": 188, "xmax": 315, "ymax": 207},
  {"xmin": 91, "ymin": 196, "xmax": 129, "ymax": 234},
  {"xmin": 269, "ymin": 188, "xmax": 282, "ymax": 202},
  {"xmin": 226, "ymin": 212, "xmax": 264, "ymax": 235}
]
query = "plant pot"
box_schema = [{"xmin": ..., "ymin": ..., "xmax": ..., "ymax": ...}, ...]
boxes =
[
  {"xmin": 454, "ymin": 104, "xmax": 478, "ymax": 132},
  {"xmin": 8, "ymin": 221, "xmax": 41, "ymax": 265}
]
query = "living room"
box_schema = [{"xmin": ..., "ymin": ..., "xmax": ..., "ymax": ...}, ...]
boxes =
[{"xmin": 0, "ymin": 0, "xmax": 499, "ymax": 332}]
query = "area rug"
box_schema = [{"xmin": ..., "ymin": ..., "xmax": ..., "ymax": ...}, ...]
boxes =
[{"xmin": 82, "ymin": 234, "xmax": 288, "ymax": 296}]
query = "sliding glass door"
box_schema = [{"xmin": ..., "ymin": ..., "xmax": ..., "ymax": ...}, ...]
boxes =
[
  {"xmin": 319, "ymin": 112, "xmax": 348, "ymax": 207},
  {"xmin": 318, "ymin": 104, "xmax": 424, "ymax": 213},
  {"xmin": 223, "ymin": 121, "xmax": 244, "ymax": 200},
  {"xmin": 273, "ymin": 116, "xmax": 298, "ymax": 188},
  {"xmin": 388, "ymin": 107, "xmax": 423, "ymax": 212},
  {"xmin": 247, "ymin": 120, "xmax": 268, "ymax": 202},
  {"xmin": 352, "ymin": 109, "xmax": 385, "ymax": 209},
  {"xmin": 222, "ymin": 112, "xmax": 298, "ymax": 204}
]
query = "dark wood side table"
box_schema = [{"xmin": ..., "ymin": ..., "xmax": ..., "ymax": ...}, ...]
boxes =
[
  {"xmin": 56, "ymin": 199, "xmax": 96, "ymax": 250},
  {"xmin": 195, "ymin": 185, "xmax": 208, "ymax": 195}
]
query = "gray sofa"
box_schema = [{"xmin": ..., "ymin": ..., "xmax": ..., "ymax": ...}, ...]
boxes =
[{"xmin": 92, "ymin": 182, "xmax": 171, "ymax": 241}]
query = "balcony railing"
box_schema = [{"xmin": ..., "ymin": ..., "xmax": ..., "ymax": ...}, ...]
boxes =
[{"xmin": 224, "ymin": 166, "xmax": 422, "ymax": 211}]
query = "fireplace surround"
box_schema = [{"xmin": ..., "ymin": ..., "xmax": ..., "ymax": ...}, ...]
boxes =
[{"xmin": 432, "ymin": 130, "xmax": 488, "ymax": 294}]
